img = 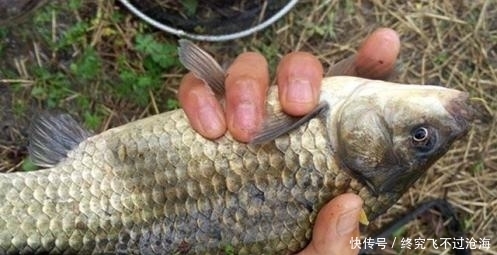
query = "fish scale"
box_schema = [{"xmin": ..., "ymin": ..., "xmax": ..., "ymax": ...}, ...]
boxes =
[
  {"xmin": 0, "ymin": 41, "xmax": 480, "ymax": 253},
  {"xmin": 0, "ymin": 98, "xmax": 383, "ymax": 254}
]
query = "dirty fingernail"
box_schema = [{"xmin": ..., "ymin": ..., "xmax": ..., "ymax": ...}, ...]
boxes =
[
  {"xmin": 287, "ymin": 78, "xmax": 313, "ymax": 105},
  {"xmin": 336, "ymin": 207, "xmax": 361, "ymax": 237}
]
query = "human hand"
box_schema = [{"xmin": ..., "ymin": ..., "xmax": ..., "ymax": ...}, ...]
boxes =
[
  {"xmin": 297, "ymin": 193, "xmax": 363, "ymax": 255},
  {"xmin": 178, "ymin": 28, "xmax": 400, "ymax": 142},
  {"xmin": 178, "ymin": 27, "xmax": 400, "ymax": 254}
]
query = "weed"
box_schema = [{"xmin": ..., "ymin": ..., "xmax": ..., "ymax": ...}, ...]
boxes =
[
  {"xmin": 166, "ymin": 98, "xmax": 180, "ymax": 110},
  {"xmin": 0, "ymin": 27, "xmax": 6, "ymax": 55},
  {"xmin": 31, "ymin": 68, "xmax": 73, "ymax": 108},
  {"xmin": 68, "ymin": 0, "xmax": 83, "ymax": 10},
  {"xmin": 21, "ymin": 157, "xmax": 37, "ymax": 172},
  {"xmin": 252, "ymin": 39, "xmax": 279, "ymax": 76},
  {"xmin": 135, "ymin": 34, "xmax": 179, "ymax": 70},
  {"xmin": 83, "ymin": 110, "xmax": 103, "ymax": 131},
  {"xmin": 392, "ymin": 225, "xmax": 407, "ymax": 239},
  {"xmin": 12, "ymin": 99, "xmax": 28, "ymax": 117},
  {"xmin": 470, "ymin": 161, "xmax": 485, "ymax": 174},
  {"xmin": 182, "ymin": 0, "xmax": 199, "ymax": 17},
  {"xmin": 70, "ymin": 47, "xmax": 102, "ymax": 81},
  {"xmin": 57, "ymin": 21, "xmax": 90, "ymax": 49},
  {"xmin": 433, "ymin": 51, "xmax": 449, "ymax": 66},
  {"xmin": 463, "ymin": 217, "xmax": 473, "ymax": 232},
  {"xmin": 343, "ymin": 0, "xmax": 355, "ymax": 15},
  {"xmin": 223, "ymin": 244, "xmax": 235, "ymax": 255},
  {"xmin": 113, "ymin": 34, "xmax": 180, "ymax": 107},
  {"xmin": 117, "ymin": 67, "xmax": 160, "ymax": 107}
]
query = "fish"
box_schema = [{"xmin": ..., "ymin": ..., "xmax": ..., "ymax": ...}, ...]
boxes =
[{"xmin": 0, "ymin": 40, "xmax": 485, "ymax": 254}]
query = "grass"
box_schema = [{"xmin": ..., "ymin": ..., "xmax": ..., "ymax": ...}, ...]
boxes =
[{"xmin": 0, "ymin": 0, "xmax": 496, "ymax": 254}]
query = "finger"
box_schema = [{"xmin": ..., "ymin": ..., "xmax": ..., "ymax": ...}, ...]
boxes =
[
  {"xmin": 178, "ymin": 73, "xmax": 226, "ymax": 139},
  {"xmin": 224, "ymin": 52, "xmax": 269, "ymax": 143},
  {"xmin": 277, "ymin": 52, "xmax": 323, "ymax": 116},
  {"xmin": 297, "ymin": 193, "xmax": 363, "ymax": 255},
  {"xmin": 329, "ymin": 27, "xmax": 400, "ymax": 80}
]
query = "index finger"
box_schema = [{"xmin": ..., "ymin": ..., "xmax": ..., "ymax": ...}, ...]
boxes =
[{"xmin": 178, "ymin": 73, "xmax": 226, "ymax": 139}]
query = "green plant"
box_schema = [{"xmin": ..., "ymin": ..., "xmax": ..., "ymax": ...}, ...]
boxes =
[
  {"xmin": 0, "ymin": 27, "xmax": 6, "ymax": 55},
  {"xmin": 30, "ymin": 67, "xmax": 73, "ymax": 108},
  {"xmin": 22, "ymin": 157, "xmax": 38, "ymax": 172},
  {"xmin": 114, "ymin": 34, "xmax": 179, "ymax": 106},
  {"xmin": 57, "ymin": 21, "xmax": 90, "ymax": 49},
  {"xmin": 135, "ymin": 34, "xmax": 178, "ymax": 70},
  {"xmin": 223, "ymin": 244, "xmax": 235, "ymax": 255},
  {"xmin": 70, "ymin": 47, "xmax": 102, "ymax": 81},
  {"xmin": 166, "ymin": 98, "xmax": 180, "ymax": 110},
  {"xmin": 182, "ymin": 0, "xmax": 198, "ymax": 17}
]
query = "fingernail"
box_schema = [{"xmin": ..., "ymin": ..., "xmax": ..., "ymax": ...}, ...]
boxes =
[
  {"xmin": 336, "ymin": 207, "xmax": 361, "ymax": 237},
  {"xmin": 232, "ymin": 101, "xmax": 257, "ymax": 134},
  {"xmin": 198, "ymin": 105, "xmax": 224, "ymax": 137},
  {"xmin": 287, "ymin": 78, "xmax": 313, "ymax": 104}
]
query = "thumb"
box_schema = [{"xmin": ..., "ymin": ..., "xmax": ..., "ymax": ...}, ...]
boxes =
[{"xmin": 297, "ymin": 193, "xmax": 363, "ymax": 255}]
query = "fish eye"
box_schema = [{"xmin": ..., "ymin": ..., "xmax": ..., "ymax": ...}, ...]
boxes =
[
  {"xmin": 413, "ymin": 127, "xmax": 429, "ymax": 142},
  {"xmin": 411, "ymin": 126, "xmax": 436, "ymax": 153}
]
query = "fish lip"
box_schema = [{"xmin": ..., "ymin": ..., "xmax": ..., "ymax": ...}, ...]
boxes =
[{"xmin": 444, "ymin": 92, "xmax": 472, "ymax": 139}]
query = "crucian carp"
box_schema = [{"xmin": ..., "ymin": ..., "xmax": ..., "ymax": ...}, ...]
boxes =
[{"xmin": 0, "ymin": 40, "xmax": 487, "ymax": 254}]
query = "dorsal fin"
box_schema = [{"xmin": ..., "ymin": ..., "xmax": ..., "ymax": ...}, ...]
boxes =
[
  {"xmin": 178, "ymin": 39, "xmax": 226, "ymax": 96},
  {"xmin": 28, "ymin": 112, "xmax": 92, "ymax": 168}
]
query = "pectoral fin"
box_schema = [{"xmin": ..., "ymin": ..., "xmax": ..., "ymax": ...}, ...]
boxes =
[
  {"xmin": 28, "ymin": 113, "xmax": 92, "ymax": 168},
  {"xmin": 178, "ymin": 39, "xmax": 226, "ymax": 96},
  {"xmin": 251, "ymin": 102, "xmax": 329, "ymax": 144},
  {"xmin": 178, "ymin": 39, "xmax": 329, "ymax": 145}
]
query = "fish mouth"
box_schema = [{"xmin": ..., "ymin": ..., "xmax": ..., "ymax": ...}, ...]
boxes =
[
  {"xmin": 444, "ymin": 92, "xmax": 492, "ymax": 139},
  {"xmin": 444, "ymin": 92, "xmax": 471, "ymax": 139}
]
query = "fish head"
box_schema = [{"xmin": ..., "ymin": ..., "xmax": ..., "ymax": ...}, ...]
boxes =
[{"xmin": 328, "ymin": 77, "xmax": 485, "ymax": 197}]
